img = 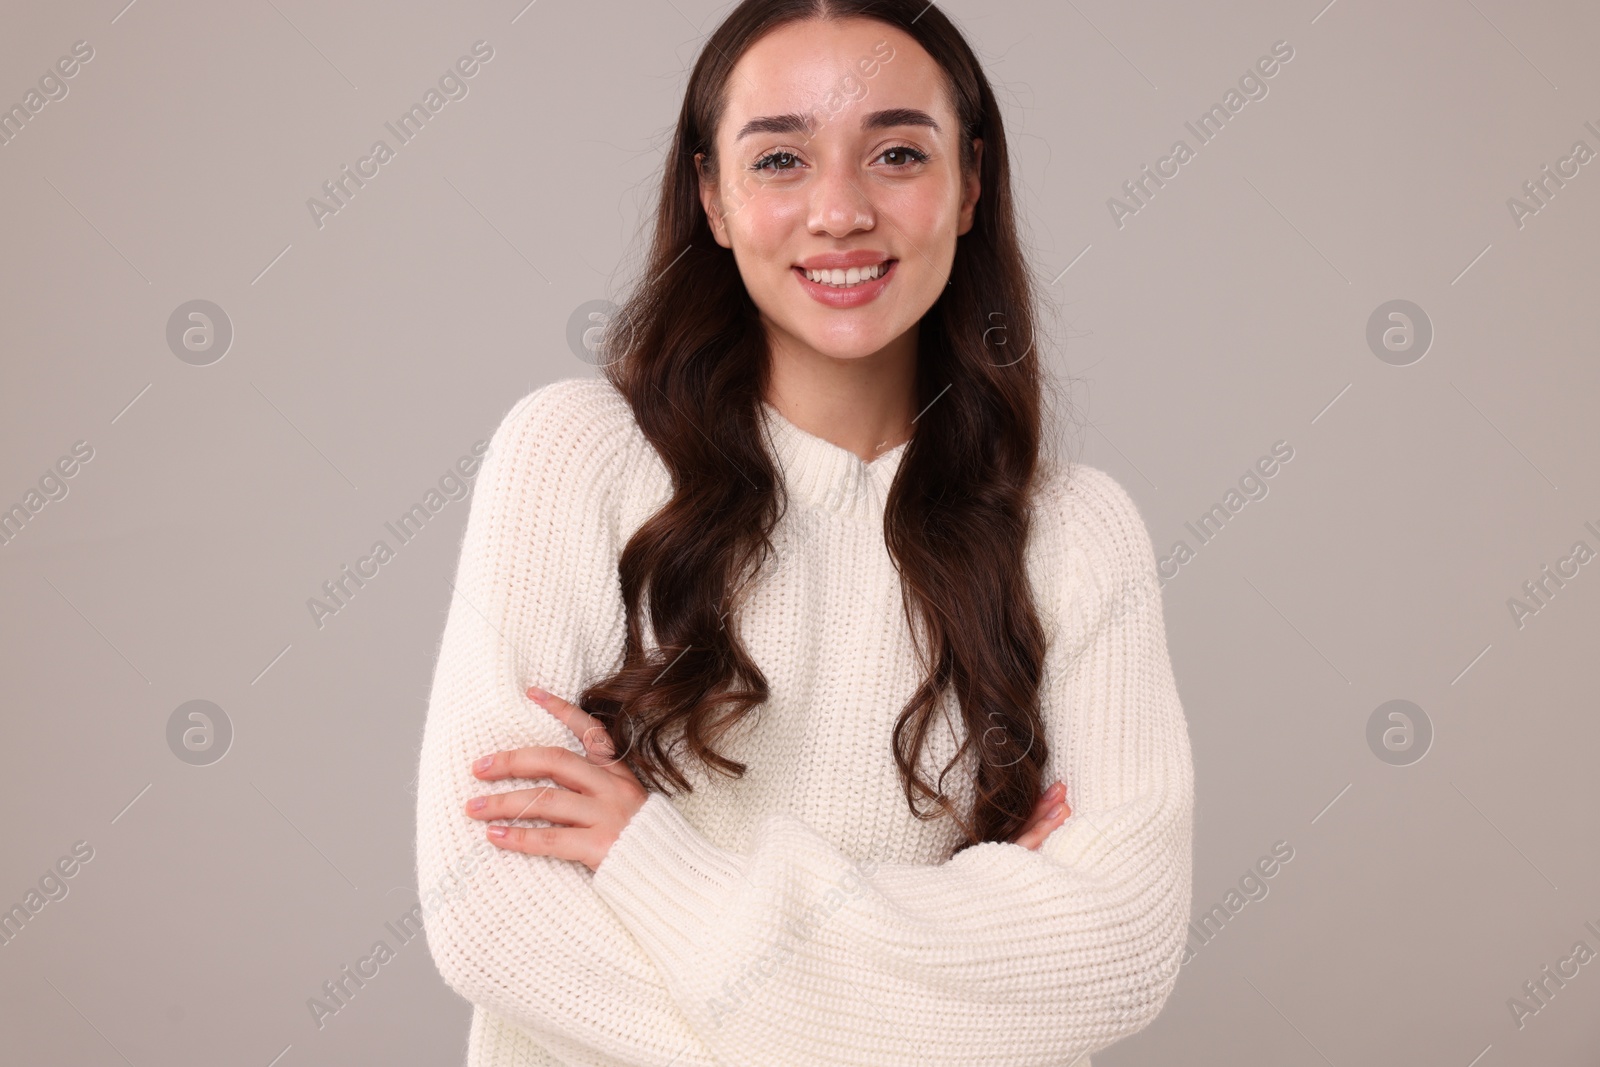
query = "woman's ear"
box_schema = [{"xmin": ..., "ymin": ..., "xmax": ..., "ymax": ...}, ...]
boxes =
[
  {"xmin": 696, "ymin": 152, "xmax": 732, "ymax": 249},
  {"xmin": 958, "ymin": 138, "xmax": 983, "ymax": 236}
]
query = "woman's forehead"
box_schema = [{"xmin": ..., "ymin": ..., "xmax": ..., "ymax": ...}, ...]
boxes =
[{"xmin": 721, "ymin": 20, "xmax": 949, "ymax": 133}]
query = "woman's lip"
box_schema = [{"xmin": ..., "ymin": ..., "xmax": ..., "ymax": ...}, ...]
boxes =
[{"xmin": 792, "ymin": 259, "xmax": 897, "ymax": 308}]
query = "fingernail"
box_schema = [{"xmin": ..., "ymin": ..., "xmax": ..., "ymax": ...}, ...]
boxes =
[
  {"xmin": 474, "ymin": 755, "xmax": 493, "ymax": 773},
  {"xmin": 528, "ymin": 686, "xmax": 550, "ymax": 703},
  {"xmin": 1045, "ymin": 803, "xmax": 1065, "ymax": 820},
  {"xmin": 467, "ymin": 797, "xmax": 486, "ymax": 811},
  {"xmin": 487, "ymin": 825, "xmax": 507, "ymax": 838}
]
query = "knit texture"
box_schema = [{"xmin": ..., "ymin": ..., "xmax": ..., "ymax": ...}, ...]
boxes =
[{"xmin": 415, "ymin": 377, "xmax": 1194, "ymax": 1067}]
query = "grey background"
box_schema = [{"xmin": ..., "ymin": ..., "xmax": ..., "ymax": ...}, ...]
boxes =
[{"xmin": 1, "ymin": 0, "xmax": 1595, "ymax": 1064}]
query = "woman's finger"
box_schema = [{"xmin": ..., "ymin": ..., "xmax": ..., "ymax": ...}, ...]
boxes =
[
  {"xmin": 482, "ymin": 821, "xmax": 597, "ymax": 866},
  {"xmin": 1013, "ymin": 803, "xmax": 1069, "ymax": 850},
  {"xmin": 1009, "ymin": 782, "xmax": 1063, "ymax": 838},
  {"xmin": 1011, "ymin": 782, "xmax": 1070, "ymax": 850},
  {"xmin": 465, "ymin": 782, "xmax": 593, "ymax": 827},
  {"xmin": 473, "ymin": 744, "xmax": 611, "ymax": 795},
  {"xmin": 528, "ymin": 686, "xmax": 624, "ymax": 770},
  {"xmin": 1034, "ymin": 781, "xmax": 1065, "ymax": 815}
]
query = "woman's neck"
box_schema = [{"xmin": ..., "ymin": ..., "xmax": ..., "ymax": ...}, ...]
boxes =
[{"xmin": 763, "ymin": 327, "xmax": 920, "ymax": 464}]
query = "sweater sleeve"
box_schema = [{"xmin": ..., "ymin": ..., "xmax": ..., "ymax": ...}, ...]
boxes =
[
  {"xmin": 414, "ymin": 378, "xmax": 722, "ymax": 1067},
  {"xmin": 588, "ymin": 463, "xmax": 1195, "ymax": 1067}
]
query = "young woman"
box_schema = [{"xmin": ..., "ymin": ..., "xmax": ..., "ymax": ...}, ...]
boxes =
[{"xmin": 414, "ymin": 3, "xmax": 1193, "ymax": 1065}]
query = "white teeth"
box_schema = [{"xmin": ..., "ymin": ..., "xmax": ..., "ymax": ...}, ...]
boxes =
[{"xmin": 804, "ymin": 262, "xmax": 888, "ymax": 286}]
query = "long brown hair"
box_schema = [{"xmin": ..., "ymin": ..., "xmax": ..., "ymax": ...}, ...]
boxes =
[{"xmin": 580, "ymin": 0, "xmax": 1068, "ymax": 849}]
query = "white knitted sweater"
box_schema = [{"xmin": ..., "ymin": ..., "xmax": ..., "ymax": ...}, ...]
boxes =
[{"xmin": 415, "ymin": 376, "xmax": 1193, "ymax": 1067}]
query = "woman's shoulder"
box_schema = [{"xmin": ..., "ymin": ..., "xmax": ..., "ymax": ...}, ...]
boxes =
[
  {"xmin": 1030, "ymin": 460, "xmax": 1158, "ymax": 550},
  {"xmin": 481, "ymin": 376, "xmax": 667, "ymax": 517},
  {"xmin": 491, "ymin": 375, "xmax": 639, "ymax": 447},
  {"xmin": 1031, "ymin": 458, "xmax": 1163, "ymax": 621},
  {"xmin": 1041, "ymin": 461, "xmax": 1154, "ymax": 554}
]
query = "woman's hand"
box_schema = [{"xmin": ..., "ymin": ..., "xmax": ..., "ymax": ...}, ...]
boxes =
[
  {"xmin": 469, "ymin": 686, "xmax": 1066, "ymax": 863},
  {"xmin": 1009, "ymin": 781, "xmax": 1071, "ymax": 850},
  {"xmin": 467, "ymin": 686, "xmax": 647, "ymax": 872}
]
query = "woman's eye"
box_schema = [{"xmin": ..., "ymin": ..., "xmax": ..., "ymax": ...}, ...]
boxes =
[
  {"xmin": 751, "ymin": 145, "xmax": 929, "ymax": 173},
  {"xmin": 752, "ymin": 151, "xmax": 800, "ymax": 172},
  {"xmin": 878, "ymin": 145, "xmax": 929, "ymax": 168}
]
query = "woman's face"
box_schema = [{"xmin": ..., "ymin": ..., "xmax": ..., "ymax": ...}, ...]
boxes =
[{"xmin": 699, "ymin": 18, "xmax": 982, "ymax": 364}]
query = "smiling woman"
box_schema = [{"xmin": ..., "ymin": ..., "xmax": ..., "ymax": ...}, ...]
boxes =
[{"xmin": 414, "ymin": 3, "xmax": 1194, "ymax": 1066}]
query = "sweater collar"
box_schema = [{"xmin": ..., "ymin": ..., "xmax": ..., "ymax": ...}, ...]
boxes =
[{"xmin": 759, "ymin": 400, "xmax": 909, "ymax": 517}]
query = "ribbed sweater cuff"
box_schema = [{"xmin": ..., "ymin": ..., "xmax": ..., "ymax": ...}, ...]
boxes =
[{"xmin": 592, "ymin": 792, "xmax": 747, "ymax": 960}]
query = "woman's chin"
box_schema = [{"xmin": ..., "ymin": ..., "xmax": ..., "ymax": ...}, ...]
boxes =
[
  {"xmin": 788, "ymin": 324, "xmax": 905, "ymax": 362},
  {"xmin": 809, "ymin": 342, "xmax": 892, "ymax": 363}
]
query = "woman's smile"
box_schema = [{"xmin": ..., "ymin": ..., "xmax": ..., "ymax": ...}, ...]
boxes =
[{"xmin": 793, "ymin": 256, "xmax": 899, "ymax": 307}]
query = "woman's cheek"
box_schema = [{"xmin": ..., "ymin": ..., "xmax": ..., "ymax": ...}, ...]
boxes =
[{"xmin": 882, "ymin": 191, "xmax": 955, "ymax": 249}]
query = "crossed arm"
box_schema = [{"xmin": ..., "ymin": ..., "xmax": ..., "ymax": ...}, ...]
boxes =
[{"xmin": 414, "ymin": 388, "xmax": 1193, "ymax": 1066}]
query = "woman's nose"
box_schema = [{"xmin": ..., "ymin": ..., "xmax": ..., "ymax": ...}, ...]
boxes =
[{"xmin": 807, "ymin": 166, "xmax": 875, "ymax": 237}]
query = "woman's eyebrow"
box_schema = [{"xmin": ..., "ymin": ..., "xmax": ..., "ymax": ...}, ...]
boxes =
[{"xmin": 735, "ymin": 107, "xmax": 941, "ymax": 141}]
